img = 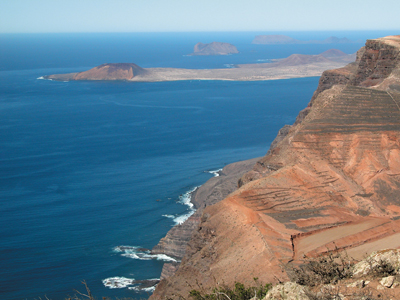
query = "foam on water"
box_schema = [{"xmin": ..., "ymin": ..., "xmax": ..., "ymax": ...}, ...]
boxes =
[
  {"xmin": 102, "ymin": 277, "xmax": 135, "ymax": 289},
  {"xmin": 173, "ymin": 210, "xmax": 195, "ymax": 225},
  {"xmin": 162, "ymin": 214, "xmax": 189, "ymax": 225},
  {"xmin": 103, "ymin": 277, "xmax": 159, "ymax": 292},
  {"xmin": 136, "ymin": 286, "xmax": 157, "ymax": 293},
  {"xmin": 166, "ymin": 186, "xmax": 199, "ymax": 225},
  {"xmin": 114, "ymin": 246, "xmax": 178, "ymax": 262},
  {"xmin": 162, "ymin": 214, "xmax": 175, "ymax": 219},
  {"xmin": 207, "ymin": 168, "xmax": 223, "ymax": 177},
  {"xmin": 36, "ymin": 76, "xmax": 53, "ymax": 81},
  {"xmin": 178, "ymin": 186, "xmax": 198, "ymax": 209}
]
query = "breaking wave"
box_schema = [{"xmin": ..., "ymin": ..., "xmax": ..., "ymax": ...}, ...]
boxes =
[
  {"xmin": 36, "ymin": 76, "xmax": 55, "ymax": 82},
  {"xmin": 207, "ymin": 168, "xmax": 223, "ymax": 177},
  {"xmin": 129, "ymin": 285, "xmax": 157, "ymax": 292},
  {"xmin": 178, "ymin": 186, "xmax": 198, "ymax": 209},
  {"xmin": 103, "ymin": 276, "xmax": 159, "ymax": 292},
  {"xmin": 113, "ymin": 246, "xmax": 178, "ymax": 262},
  {"xmin": 102, "ymin": 277, "xmax": 135, "ymax": 289},
  {"xmin": 162, "ymin": 213, "xmax": 192, "ymax": 226},
  {"xmin": 165, "ymin": 186, "xmax": 199, "ymax": 225}
]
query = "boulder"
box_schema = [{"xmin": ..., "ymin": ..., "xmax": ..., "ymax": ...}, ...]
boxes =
[
  {"xmin": 353, "ymin": 249, "xmax": 400, "ymax": 277},
  {"xmin": 263, "ymin": 282, "xmax": 310, "ymax": 300}
]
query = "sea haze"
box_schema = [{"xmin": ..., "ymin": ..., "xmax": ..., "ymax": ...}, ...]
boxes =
[{"xmin": 0, "ymin": 31, "xmax": 391, "ymax": 299}]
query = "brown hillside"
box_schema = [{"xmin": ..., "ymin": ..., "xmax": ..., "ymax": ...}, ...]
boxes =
[
  {"xmin": 150, "ymin": 35, "xmax": 400, "ymax": 300},
  {"xmin": 73, "ymin": 63, "xmax": 146, "ymax": 80}
]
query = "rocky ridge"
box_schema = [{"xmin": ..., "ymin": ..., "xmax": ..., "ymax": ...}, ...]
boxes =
[{"xmin": 150, "ymin": 35, "xmax": 400, "ymax": 300}]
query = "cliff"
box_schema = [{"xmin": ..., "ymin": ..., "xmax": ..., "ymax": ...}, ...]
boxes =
[
  {"xmin": 151, "ymin": 158, "xmax": 260, "ymax": 279},
  {"xmin": 150, "ymin": 35, "xmax": 400, "ymax": 299},
  {"xmin": 190, "ymin": 42, "xmax": 239, "ymax": 55}
]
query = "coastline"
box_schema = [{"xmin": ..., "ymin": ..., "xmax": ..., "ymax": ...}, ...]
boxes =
[{"xmin": 151, "ymin": 157, "xmax": 261, "ymax": 280}]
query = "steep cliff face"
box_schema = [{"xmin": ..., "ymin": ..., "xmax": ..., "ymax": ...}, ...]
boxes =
[
  {"xmin": 353, "ymin": 37, "xmax": 400, "ymax": 87},
  {"xmin": 151, "ymin": 158, "xmax": 260, "ymax": 279},
  {"xmin": 150, "ymin": 36, "xmax": 400, "ymax": 300}
]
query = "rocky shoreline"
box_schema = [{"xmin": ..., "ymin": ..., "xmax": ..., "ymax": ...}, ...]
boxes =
[{"xmin": 151, "ymin": 157, "xmax": 261, "ymax": 279}]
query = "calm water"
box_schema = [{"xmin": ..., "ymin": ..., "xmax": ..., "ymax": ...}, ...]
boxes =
[{"xmin": 0, "ymin": 31, "xmax": 395, "ymax": 299}]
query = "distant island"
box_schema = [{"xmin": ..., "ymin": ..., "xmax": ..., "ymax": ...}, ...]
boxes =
[
  {"xmin": 189, "ymin": 42, "xmax": 239, "ymax": 55},
  {"xmin": 49, "ymin": 63, "xmax": 147, "ymax": 81},
  {"xmin": 252, "ymin": 34, "xmax": 358, "ymax": 44},
  {"xmin": 43, "ymin": 49, "xmax": 356, "ymax": 82}
]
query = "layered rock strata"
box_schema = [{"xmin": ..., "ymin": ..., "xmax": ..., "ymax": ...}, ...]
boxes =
[{"xmin": 150, "ymin": 35, "xmax": 400, "ymax": 300}]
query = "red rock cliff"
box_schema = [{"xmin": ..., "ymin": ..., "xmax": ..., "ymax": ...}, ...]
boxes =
[{"xmin": 150, "ymin": 36, "xmax": 400, "ymax": 300}]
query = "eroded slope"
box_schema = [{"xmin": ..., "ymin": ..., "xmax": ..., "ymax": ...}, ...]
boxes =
[{"xmin": 150, "ymin": 35, "xmax": 400, "ymax": 300}]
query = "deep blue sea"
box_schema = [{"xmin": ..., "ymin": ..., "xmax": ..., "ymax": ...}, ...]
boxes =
[{"xmin": 0, "ymin": 31, "xmax": 396, "ymax": 300}]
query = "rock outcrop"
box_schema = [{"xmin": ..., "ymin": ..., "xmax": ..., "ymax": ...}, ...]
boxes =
[
  {"xmin": 263, "ymin": 282, "xmax": 311, "ymax": 300},
  {"xmin": 190, "ymin": 42, "xmax": 239, "ymax": 55},
  {"xmin": 150, "ymin": 35, "xmax": 400, "ymax": 300},
  {"xmin": 353, "ymin": 249, "xmax": 400, "ymax": 277}
]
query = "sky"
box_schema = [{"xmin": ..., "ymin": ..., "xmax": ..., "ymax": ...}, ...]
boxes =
[{"xmin": 1, "ymin": 0, "xmax": 400, "ymax": 33}]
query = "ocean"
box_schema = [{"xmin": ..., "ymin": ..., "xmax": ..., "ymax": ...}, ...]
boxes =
[{"xmin": 0, "ymin": 31, "xmax": 393, "ymax": 299}]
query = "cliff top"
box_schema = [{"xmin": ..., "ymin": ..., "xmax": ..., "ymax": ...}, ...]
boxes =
[{"xmin": 374, "ymin": 35, "xmax": 400, "ymax": 47}]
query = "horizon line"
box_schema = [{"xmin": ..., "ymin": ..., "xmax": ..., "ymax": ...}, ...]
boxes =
[{"xmin": 1, "ymin": 29, "xmax": 399, "ymax": 35}]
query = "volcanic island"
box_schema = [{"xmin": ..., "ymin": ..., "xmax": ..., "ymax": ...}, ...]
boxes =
[{"xmin": 44, "ymin": 49, "xmax": 355, "ymax": 82}]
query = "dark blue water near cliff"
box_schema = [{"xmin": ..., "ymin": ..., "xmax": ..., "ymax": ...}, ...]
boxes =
[{"xmin": 0, "ymin": 31, "xmax": 394, "ymax": 299}]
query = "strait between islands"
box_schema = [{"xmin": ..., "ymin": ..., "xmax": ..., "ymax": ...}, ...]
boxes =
[{"xmin": 44, "ymin": 49, "xmax": 356, "ymax": 82}]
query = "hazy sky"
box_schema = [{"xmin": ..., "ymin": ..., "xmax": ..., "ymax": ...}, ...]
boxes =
[{"xmin": 1, "ymin": 0, "xmax": 400, "ymax": 33}]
